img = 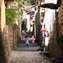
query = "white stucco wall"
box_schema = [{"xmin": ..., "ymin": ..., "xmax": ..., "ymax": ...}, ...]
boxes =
[
  {"xmin": 43, "ymin": 9, "xmax": 55, "ymax": 33},
  {"xmin": 26, "ymin": 14, "xmax": 30, "ymax": 32}
]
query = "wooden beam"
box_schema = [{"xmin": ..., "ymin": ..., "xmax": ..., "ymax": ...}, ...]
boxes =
[{"xmin": 4, "ymin": 0, "xmax": 14, "ymax": 2}]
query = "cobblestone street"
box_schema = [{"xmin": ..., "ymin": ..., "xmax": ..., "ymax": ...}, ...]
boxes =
[{"xmin": 9, "ymin": 51, "xmax": 52, "ymax": 63}]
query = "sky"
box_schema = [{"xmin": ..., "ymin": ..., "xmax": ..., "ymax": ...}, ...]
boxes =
[{"xmin": 45, "ymin": 0, "xmax": 57, "ymax": 4}]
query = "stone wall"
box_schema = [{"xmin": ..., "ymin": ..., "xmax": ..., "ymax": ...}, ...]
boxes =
[
  {"xmin": 12, "ymin": 24, "xmax": 20, "ymax": 50},
  {"xmin": 58, "ymin": 0, "xmax": 63, "ymax": 36},
  {"xmin": 8, "ymin": 26, "xmax": 13, "ymax": 50},
  {"xmin": 2, "ymin": 24, "xmax": 20, "ymax": 63},
  {"xmin": 3, "ymin": 25, "xmax": 12, "ymax": 63},
  {"xmin": 48, "ymin": 0, "xmax": 63, "ymax": 59},
  {"xmin": 3, "ymin": 24, "xmax": 20, "ymax": 51},
  {"xmin": 48, "ymin": 33, "xmax": 62, "ymax": 58}
]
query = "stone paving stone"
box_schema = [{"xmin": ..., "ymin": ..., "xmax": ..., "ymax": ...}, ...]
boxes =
[{"xmin": 9, "ymin": 51, "xmax": 52, "ymax": 63}]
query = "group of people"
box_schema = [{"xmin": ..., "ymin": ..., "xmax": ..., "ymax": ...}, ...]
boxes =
[{"xmin": 25, "ymin": 35, "xmax": 35, "ymax": 47}]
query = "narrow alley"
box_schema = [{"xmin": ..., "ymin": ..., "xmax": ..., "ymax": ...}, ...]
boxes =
[{"xmin": 0, "ymin": 0, "xmax": 63, "ymax": 63}]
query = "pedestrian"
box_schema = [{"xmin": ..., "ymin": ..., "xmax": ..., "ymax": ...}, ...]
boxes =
[
  {"xmin": 45, "ymin": 31, "xmax": 49, "ymax": 47},
  {"xmin": 26, "ymin": 39, "xmax": 30, "ymax": 47},
  {"xmin": 25, "ymin": 36, "xmax": 30, "ymax": 47},
  {"xmin": 32, "ymin": 35, "xmax": 35, "ymax": 47},
  {"xmin": 43, "ymin": 31, "xmax": 49, "ymax": 53},
  {"xmin": 40, "ymin": 22, "xmax": 46, "ymax": 51}
]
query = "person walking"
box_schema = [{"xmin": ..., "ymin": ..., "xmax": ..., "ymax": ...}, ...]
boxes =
[
  {"xmin": 25, "ymin": 36, "xmax": 30, "ymax": 47},
  {"xmin": 32, "ymin": 35, "xmax": 35, "ymax": 47},
  {"xmin": 26, "ymin": 39, "xmax": 29, "ymax": 47},
  {"xmin": 44, "ymin": 31, "xmax": 49, "ymax": 53}
]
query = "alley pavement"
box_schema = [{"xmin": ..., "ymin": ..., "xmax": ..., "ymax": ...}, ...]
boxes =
[
  {"xmin": 9, "ymin": 51, "xmax": 52, "ymax": 63},
  {"xmin": 9, "ymin": 40, "xmax": 60, "ymax": 63}
]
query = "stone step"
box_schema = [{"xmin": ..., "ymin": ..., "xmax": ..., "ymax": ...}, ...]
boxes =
[{"xmin": 16, "ymin": 47, "xmax": 40, "ymax": 51}]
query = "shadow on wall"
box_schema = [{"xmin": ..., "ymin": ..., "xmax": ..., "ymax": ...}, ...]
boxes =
[
  {"xmin": 48, "ymin": 34, "xmax": 63, "ymax": 59},
  {"xmin": 0, "ymin": 31, "xmax": 6, "ymax": 63}
]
